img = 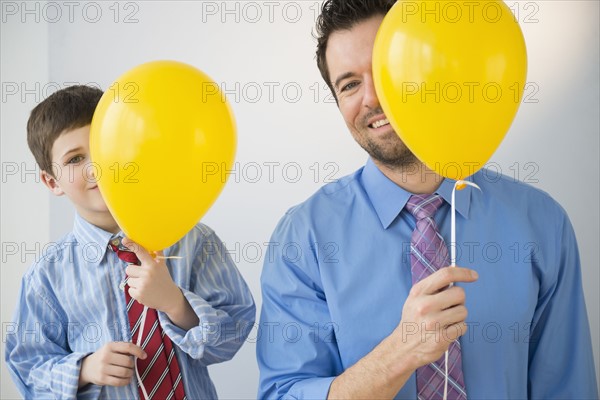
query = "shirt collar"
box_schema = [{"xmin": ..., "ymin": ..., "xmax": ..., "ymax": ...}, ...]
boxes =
[
  {"xmin": 72, "ymin": 213, "xmax": 117, "ymax": 267},
  {"xmin": 360, "ymin": 158, "xmax": 473, "ymax": 229}
]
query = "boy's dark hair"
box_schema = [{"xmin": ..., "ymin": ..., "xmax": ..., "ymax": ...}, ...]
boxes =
[
  {"xmin": 315, "ymin": 0, "xmax": 396, "ymax": 101},
  {"xmin": 27, "ymin": 85, "xmax": 103, "ymax": 176}
]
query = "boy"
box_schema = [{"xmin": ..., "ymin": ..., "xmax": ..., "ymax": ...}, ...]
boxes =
[{"xmin": 5, "ymin": 85, "xmax": 256, "ymax": 399}]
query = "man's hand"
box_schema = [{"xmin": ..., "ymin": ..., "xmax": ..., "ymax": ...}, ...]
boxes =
[
  {"xmin": 122, "ymin": 238, "xmax": 183, "ymax": 314},
  {"xmin": 122, "ymin": 238, "xmax": 199, "ymax": 331},
  {"xmin": 79, "ymin": 342, "xmax": 146, "ymax": 388},
  {"xmin": 328, "ymin": 266, "xmax": 478, "ymax": 399},
  {"xmin": 391, "ymin": 267, "xmax": 478, "ymax": 370}
]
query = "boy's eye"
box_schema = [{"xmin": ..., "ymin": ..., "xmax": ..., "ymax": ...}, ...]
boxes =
[{"xmin": 67, "ymin": 155, "xmax": 85, "ymax": 165}]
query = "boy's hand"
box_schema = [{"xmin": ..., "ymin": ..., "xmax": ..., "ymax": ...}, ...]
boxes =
[
  {"xmin": 122, "ymin": 238, "xmax": 183, "ymax": 314},
  {"xmin": 79, "ymin": 342, "xmax": 146, "ymax": 388}
]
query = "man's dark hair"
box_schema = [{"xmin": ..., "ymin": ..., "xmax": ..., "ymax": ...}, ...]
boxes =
[
  {"xmin": 27, "ymin": 85, "xmax": 103, "ymax": 176},
  {"xmin": 315, "ymin": 0, "xmax": 396, "ymax": 101}
]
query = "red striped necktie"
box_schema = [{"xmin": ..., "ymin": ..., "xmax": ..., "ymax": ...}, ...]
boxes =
[{"xmin": 109, "ymin": 237, "xmax": 186, "ymax": 400}]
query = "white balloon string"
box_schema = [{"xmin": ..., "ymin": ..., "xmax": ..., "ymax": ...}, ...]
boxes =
[
  {"xmin": 155, "ymin": 255, "xmax": 183, "ymax": 260},
  {"xmin": 450, "ymin": 179, "xmax": 481, "ymax": 266},
  {"xmin": 446, "ymin": 179, "xmax": 481, "ymax": 400},
  {"xmin": 444, "ymin": 349, "xmax": 450, "ymax": 400}
]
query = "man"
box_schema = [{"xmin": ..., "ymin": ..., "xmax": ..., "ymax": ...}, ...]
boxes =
[{"xmin": 256, "ymin": 1, "xmax": 598, "ymax": 399}]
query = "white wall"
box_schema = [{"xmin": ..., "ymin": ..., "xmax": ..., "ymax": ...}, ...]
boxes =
[
  {"xmin": 1, "ymin": 4, "xmax": 50, "ymax": 398},
  {"xmin": 2, "ymin": 1, "xmax": 598, "ymax": 399}
]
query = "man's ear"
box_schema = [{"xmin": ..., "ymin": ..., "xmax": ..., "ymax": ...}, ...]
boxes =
[{"xmin": 41, "ymin": 170, "xmax": 64, "ymax": 196}]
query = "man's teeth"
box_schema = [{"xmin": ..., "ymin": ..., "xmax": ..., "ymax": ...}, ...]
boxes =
[{"xmin": 372, "ymin": 118, "xmax": 389, "ymax": 129}]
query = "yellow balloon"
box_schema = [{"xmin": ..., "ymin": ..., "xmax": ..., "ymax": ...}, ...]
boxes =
[
  {"xmin": 90, "ymin": 61, "xmax": 236, "ymax": 251},
  {"xmin": 373, "ymin": 0, "xmax": 527, "ymax": 180}
]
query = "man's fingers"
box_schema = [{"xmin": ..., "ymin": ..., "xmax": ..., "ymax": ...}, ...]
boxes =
[
  {"xmin": 415, "ymin": 267, "xmax": 478, "ymax": 295},
  {"xmin": 437, "ymin": 305, "xmax": 468, "ymax": 329},
  {"xmin": 444, "ymin": 322, "xmax": 468, "ymax": 341},
  {"xmin": 429, "ymin": 286, "xmax": 466, "ymax": 311}
]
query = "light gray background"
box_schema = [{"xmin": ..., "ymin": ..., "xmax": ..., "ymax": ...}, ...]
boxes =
[{"xmin": 1, "ymin": 1, "xmax": 598, "ymax": 398}]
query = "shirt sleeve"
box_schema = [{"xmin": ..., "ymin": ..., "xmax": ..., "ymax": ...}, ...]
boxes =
[
  {"xmin": 528, "ymin": 211, "xmax": 598, "ymax": 399},
  {"xmin": 158, "ymin": 226, "xmax": 256, "ymax": 365},
  {"xmin": 257, "ymin": 213, "xmax": 343, "ymax": 399},
  {"xmin": 4, "ymin": 271, "xmax": 103, "ymax": 400}
]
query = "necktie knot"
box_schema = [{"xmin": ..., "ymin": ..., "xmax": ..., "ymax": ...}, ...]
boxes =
[
  {"xmin": 109, "ymin": 237, "xmax": 140, "ymax": 265},
  {"xmin": 406, "ymin": 194, "xmax": 444, "ymax": 221}
]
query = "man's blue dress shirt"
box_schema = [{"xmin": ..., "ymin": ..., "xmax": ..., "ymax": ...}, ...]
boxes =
[
  {"xmin": 257, "ymin": 158, "xmax": 598, "ymax": 399},
  {"xmin": 6, "ymin": 214, "xmax": 256, "ymax": 399}
]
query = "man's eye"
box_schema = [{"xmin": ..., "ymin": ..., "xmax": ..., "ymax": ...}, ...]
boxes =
[
  {"xmin": 341, "ymin": 81, "xmax": 359, "ymax": 92},
  {"xmin": 67, "ymin": 155, "xmax": 85, "ymax": 164}
]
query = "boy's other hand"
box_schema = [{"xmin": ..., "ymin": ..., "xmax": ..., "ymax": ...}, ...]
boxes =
[
  {"xmin": 122, "ymin": 238, "xmax": 183, "ymax": 314},
  {"xmin": 79, "ymin": 342, "xmax": 146, "ymax": 388}
]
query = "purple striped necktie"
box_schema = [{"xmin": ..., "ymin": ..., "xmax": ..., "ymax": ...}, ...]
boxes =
[
  {"xmin": 405, "ymin": 194, "xmax": 467, "ymax": 400},
  {"xmin": 109, "ymin": 237, "xmax": 186, "ymax": 400}
]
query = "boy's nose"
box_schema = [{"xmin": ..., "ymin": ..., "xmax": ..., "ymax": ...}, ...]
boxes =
[{"xmin": 85, "ymin": 163, "xmax": 98, "ymax": 182}]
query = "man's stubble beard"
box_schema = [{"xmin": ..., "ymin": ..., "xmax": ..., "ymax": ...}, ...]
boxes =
[{"xmin": 360, "ymin": 129, "xmax": 421, "ymax": 172}]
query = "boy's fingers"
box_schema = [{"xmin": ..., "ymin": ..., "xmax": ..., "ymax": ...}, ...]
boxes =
[
  {"xmin": 109, "ymin": 353, "xmax": 136, "ymax": 369},
  {"xmin": 126, "ymin": 277, "xmax": 139, "ymax": 289},
  {"xmin": 128, "ymin": 287, "xmax": 140, "ymax": 301},
  {"xmin": 125, "ymin": 265, "xmax": 142, "ymax": 278},
  {"xmin": 130, "ymin": 344, "xmax": 147, "ymax": 360},
  {"xmin": 103, "ymin": 375, "xmax": 133, "ymax": 387},
  {"xmin": 125, "ymin": 343, "xmax": 147, "ymax": 360},
  {"xmin": 112, "ymin": 342, "xmax": 147, "ymax": 359},
  {"xmin": 122, "ymin": 238, "xmax": 154, "ymax": 265},
  {"xmin": 106, "ymin": 364, "xmax": 135, "ymax": 378},
  {"xmin": 418, "ymin": 267, "xmax": 478, "ymax": 295}
]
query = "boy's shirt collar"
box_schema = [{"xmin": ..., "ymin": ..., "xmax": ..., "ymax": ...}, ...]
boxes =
[{"xmin": 72, "ymin": 213, "xmax": 117, "ymax": 267}]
